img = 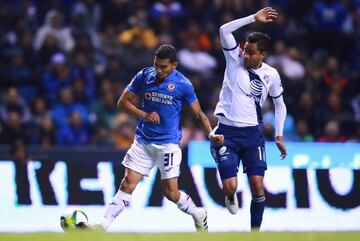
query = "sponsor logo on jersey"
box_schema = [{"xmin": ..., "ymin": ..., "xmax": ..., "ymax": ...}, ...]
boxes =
[
  {"xmin": 250, "ymin": 78, "xmax": 263, "ymax": 97},
  {"xmin": 167, "ymin": 82, "xmax": 176, "ymax": 92},
  {"xmin": 145, "ymin": 91, "xmax": 174, "ymax": 105},
  {"xmin": 145, "ymin": 92, "xmax": 152, "ymax": 100},
  {"xmin": 247, "ymin": 69, "xmax": 263, "ymax": 104}
]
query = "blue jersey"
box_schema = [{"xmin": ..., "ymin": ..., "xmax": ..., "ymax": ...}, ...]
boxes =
[{"xmin": 127, "ymin": 67, "xmax": 198, "ymax": 144}]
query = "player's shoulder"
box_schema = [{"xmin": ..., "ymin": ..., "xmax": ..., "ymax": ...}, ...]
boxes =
[
  {"xmin": 261, "ymin": 62, "xmax": 280, "ymax": 77},
  {"xmin": 173, "ymin": 69, "xmax": 193, "ymax": 86},
  {"xmin": 138, "ymin": 66, "xmax": 156, "ymax": 77}
]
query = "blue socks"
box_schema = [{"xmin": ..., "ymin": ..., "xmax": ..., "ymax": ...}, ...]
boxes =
[{"xmin": 250, "ymin": 195, "xmax": 265, "ymax": 229}]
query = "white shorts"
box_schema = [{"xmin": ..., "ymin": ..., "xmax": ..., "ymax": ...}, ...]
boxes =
[{"xmin": 122, "ymin": 140, "xmax": 182, "ymax": 180}]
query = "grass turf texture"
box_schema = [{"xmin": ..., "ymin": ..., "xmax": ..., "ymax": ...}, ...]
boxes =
[{"xmin": 0, "ymin": 232, "xmax": 359, "ymax": 241}]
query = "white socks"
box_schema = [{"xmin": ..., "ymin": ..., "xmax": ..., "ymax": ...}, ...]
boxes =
[
  {"xmin": 176, "ymin": 191, "xmax": 203, "ymax": 220},
  {"xmin": 101, "ymin": 189, "xmax": 131, "ymax": 230},
  {"xmin": 101, "ymin": 190, "xmax": 202, "ymax": 230}
]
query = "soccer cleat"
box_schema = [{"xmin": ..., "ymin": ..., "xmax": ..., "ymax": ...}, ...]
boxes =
[
  {"xmin": 225, "ymin": 195, "xmax": 239, "ymax": 214},
  {"xmin": 193, "ymin": 208, "xmax": 208, "ymax": 232}
]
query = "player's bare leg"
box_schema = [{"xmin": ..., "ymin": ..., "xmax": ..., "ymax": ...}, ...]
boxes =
[
  {"xmin": 162, "ymin": 177, "xmax": 208, "ymax": 231},
  {"xmin": 222, "ymin": 176, "xmax": 239, "ymax": 214},
  {"xmin": 88, "ymin": 168, "xmax": 143, "ymax": 231},
  {"xmin": 248, "ymin": 175, "xmax": 265, "ymax": 230}
]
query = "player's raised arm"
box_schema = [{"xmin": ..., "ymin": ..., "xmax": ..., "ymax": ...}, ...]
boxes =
[
  {"xmin": 219, "ymin": 7, "xmax": 278, "ymax": 50},
  {"xmin": 189, "ymin": 101, "xmax": 224, "ymax": 145},
  {"xmin": 117, "ymin": 89, "xmax": 160, "ymax": 124}
]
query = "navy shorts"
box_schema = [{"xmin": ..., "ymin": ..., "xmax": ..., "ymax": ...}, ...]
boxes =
[{"xmin": 210, "ymin": 123, "xmax": 267, "ymax": 180}]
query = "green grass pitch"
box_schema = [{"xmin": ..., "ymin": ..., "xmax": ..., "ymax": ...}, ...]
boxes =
[{"xmin": 0, "ymin": 232, "xmax": 359, "ymax": 241}]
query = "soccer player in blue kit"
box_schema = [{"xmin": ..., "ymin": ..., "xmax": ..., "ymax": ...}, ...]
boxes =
[
  {"xmin": 210, "ymin": 7, "xmax": 288, "ymax": 230},
  {"xmin": 90, "ymin": 44, "xmax": 223, "ymax": 231}
]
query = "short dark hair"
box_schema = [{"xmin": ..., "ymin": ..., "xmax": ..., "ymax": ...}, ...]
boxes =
[
  {"xmin": 155, "ymin": 44, "xmax": 177, "ymax": 62},
  {"xmin": 246, "ymin": 32, "xmax": 271, "ymax": 53}
]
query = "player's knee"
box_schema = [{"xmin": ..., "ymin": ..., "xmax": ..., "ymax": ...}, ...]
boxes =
[
  {"xmin": 251, "ymin": 180, "xmax": 264, "ymax": 196},
  {"xmin": 120, "ymin": 176, "xmax": 136, "ymax": 193},
  {"xmin": 223, "ymin": 182, "xmax": 237, "ymax": 196},
  {"xmin": 163, "ymin": 189, "xmax": 179, "ymax": 203}
]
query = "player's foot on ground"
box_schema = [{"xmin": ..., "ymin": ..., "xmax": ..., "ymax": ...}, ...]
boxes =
[
  {"xmin": 193, "ymin": 208, "xmax": 208, "ymax": 232},
  {"xmin": 225, "ymin": 194, "xmax": 238, "ymax": 214},
  {"xmin": 83, "ymin": 223, "xmax": 106, "ymax": 232}
]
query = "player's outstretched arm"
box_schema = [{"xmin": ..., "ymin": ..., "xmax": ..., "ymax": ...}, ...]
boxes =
[
  {"xmin": 189, "ymin": 101, "xmax": 224, "ymax": 145},
  {"xmin": 117, "ymin": 89, "xmax": 160, "ymax": 124}
]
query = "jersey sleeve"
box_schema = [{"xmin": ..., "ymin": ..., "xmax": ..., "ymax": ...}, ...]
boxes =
[
  {"xmin": 182, "ymin": 82, "xmax": 198, "ymax": 105},
  {"xmin": 269, "ymin": 70, "xmax": 284, "ymax": 98},
  {"xmin": 219, "ymin": 27, "xmax": 241, "ymax": 65},
  {"xmin": 126, "ymin": 69, "xmax": 144, "ymax": 95},
  {"xmin": 219, "ymin": 15, "xmax": 255, "ymax": 65}
]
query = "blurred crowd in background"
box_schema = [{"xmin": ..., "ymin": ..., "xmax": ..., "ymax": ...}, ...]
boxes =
[{"xmin": 0, "ymin": 0, "xmax": 359, "ymax": 154}]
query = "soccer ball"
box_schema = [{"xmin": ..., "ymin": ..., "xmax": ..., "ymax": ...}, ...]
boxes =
[{"xmin": 60, "ymin": 209, "xmax": 88, "ymax": 232}]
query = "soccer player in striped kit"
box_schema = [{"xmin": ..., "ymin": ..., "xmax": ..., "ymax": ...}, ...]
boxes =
[{"xmin": 210, "ymin": 7, "xmax": 287, "ymax": 230}]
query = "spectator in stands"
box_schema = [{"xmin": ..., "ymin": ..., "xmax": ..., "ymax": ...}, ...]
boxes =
[
  {"xmin": 119, "ymin": 9, "xmax": 159, "ymax": 50},
  {"xmin": 42, "ymin": 52, "xmax": 72, "ymax": 105},
  {"xmin": 101, "ymin": 0, "xmax": 131, "ymax": 29},
  {"xmin": 150, "ymin": 0, "xmax": 186, "ymax": 20},
  {"xmin": 266, "ymin": 40, "xmax": 305, "ymax": 82},
  {"xmin": 37, "ymin": 34, "xmax": 61, "ymax": 66},
  {"xmin": 179, "ymin": 21, "xmax": 212, "ymax": 51},
  {"xmin": 69, "ymin": 51, "xmax": 96, "ymax": 106},
  {"xmin": 318, "ymin": 120, "xmax": 347, "ymax": 142},
  {"xmin": 38, "ymin": 115, "xmax": 57, "ymax": 147},
  {"xmin": 0, "ymin": 111, "xmax": 28, "ymax": 146},
  {"xmin": 101, "ymin": 55, "xmax": 130, "ymax": 86},
  {"xmin": 90, "ymin": 92, "xmax": 118, "ymax": 129},
  {"xmin": 57, "ymin": 110, "xmax": 90, "ymax": 146},
  {"xmin": 311, "ymin": 0, "xmax": 350, "ymax": 57},
  {"xmin": 72, "ymin": 0, "xmax": 102, "ymax": 31},
  {"xmin": 70, "ymin": 3, "xmax": 100, "ymax": 48},
  {"xmin": 294, "ymin": 119, "xmax": 314, "ymax": 142},
  {"xmin": 293, "ymin": 91, "xmax": 320, "ymax": 136},
  {"xmin": 34, "ymin": 10, "xmax": 74, "ymax": 52},
  {"xmin": 0, "ymin": 87, "xmax": 31, "ymax": 124},
  {"xmin": 119, "ymin": 34, "xmax": 153, "ymax": 74},
  {"xmin": 27, "ymin": 97, "xmax": 51, "ymax": 144},
  {"xmin": 52, "ymin": 87, "xmax": 88, "ymax": 129},
  {"xmin": 90, "ymin": 124, "xmax": 114, "ymax": 147},
  {"xmin": 178, "ymin": 38, "xmax": 217, "ymax": 76},
  {"xmin": 320, "ymin": 92, "xmax": 354, "ymax": 135}
]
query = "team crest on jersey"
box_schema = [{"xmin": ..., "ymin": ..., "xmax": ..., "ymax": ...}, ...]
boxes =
[
  {"xmin": 145, "ymin": 92, "xmax": 152, "ymax": 100},
  {"xmin": 263, "ymin": 75, "xmax": 270, "ymax": 84},
  {"xmin": 167, "ymin": 82, "xmax": 176, "ymax": 92}
]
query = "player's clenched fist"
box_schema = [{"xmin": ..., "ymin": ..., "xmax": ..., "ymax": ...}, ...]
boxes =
[
  {"xmin": 144, "ymin": 111, "xmax": 160, "ymax": 124},
  {"xmin": 209, "ymin": 133, "xmax": 224, "ymax": 146}
]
